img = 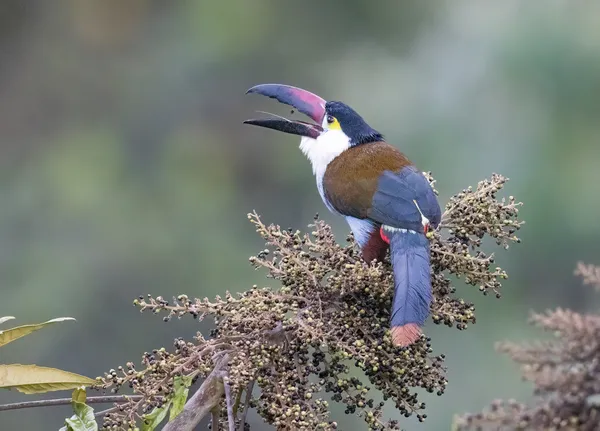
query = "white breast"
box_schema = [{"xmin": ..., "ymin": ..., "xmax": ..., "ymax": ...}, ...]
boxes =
[{"xmin": 299, "ymin": 130, "xmax": 350, "ymax": 213}]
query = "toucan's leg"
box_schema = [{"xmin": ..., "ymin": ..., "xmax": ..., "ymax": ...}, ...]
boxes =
[
  {"xmin": 362, "ymin": 229, "xmax": 389, "ymax": 264},
  {"xmin": 345, "ymin": 217, "xmax": 388, "ymax": 264}
]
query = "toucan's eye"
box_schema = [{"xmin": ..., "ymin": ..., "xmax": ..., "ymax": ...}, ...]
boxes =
[{"xmin": 323, "ymin": 114, "xmax": 341, "ymax": 131}]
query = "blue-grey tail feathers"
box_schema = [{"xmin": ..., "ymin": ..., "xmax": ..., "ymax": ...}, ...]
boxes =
[{"xmin": 385, "ymin": 227, "xmax": 432, "ymax": 346}]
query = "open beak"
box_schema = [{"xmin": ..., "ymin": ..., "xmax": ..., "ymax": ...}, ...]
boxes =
[{"xmin": 243, "ymin": 84, "xmax": 327, "ymax": 139}]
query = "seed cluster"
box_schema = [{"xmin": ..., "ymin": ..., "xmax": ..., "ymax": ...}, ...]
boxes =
[
  {"xmin": 432, "ymin": 173, "xmax": 523, "ymax": 300},
  {"xmin": 96, "ymin": 173, "xmax": 522, "ymax": 430},
  {"xmin": 439, "ymin": 174, "xmax": 523, "ymax": 249},
  {"xmin": 455, "ymin": 264, "xmax": 600, "ymax": 431}
]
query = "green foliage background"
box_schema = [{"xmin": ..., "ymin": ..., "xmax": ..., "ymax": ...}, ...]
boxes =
[{"xmin": 0, "ymin": 1, "xmax": 599, "ymax": 429}]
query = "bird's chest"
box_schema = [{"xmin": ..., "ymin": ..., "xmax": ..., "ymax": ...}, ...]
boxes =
[{"xmin": 299, "ymin": 132, "xmax": 350, "ymax": 214}]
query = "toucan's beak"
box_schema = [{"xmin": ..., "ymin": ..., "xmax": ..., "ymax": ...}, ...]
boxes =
[
  {"xmin": 245, "ymin": 84, "xmax": 326, "ymax": 123},
  {"xmin": 243, "ymin": 118, "xmax": 323, "ymax": 139},
  {"xmin": 243, "ymin": 83, "xmax": 327, "ymax": 139}
]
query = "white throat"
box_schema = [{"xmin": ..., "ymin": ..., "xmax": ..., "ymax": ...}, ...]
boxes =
[
  {"xmin": 299, "ymin": 130, "xmax": 350, "ymax": 213},
  {"xmin": 299, "ymin": 130, "xmax": 350, "ymax": 178}
]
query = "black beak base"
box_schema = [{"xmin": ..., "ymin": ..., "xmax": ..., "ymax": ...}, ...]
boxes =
[{"xmin": 243, "ymin": 118, "xmax": 323, "ymax": 139}]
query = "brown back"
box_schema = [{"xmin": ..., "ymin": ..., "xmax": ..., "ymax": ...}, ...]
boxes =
[{"xmin": 322, "ymin": 142, "xmax": 413, "ymax": 219}]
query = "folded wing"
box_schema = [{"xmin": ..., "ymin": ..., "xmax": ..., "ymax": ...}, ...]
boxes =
[{"xmin": 322, "ymin": 141, "xmax": 441, "ymax": 231}]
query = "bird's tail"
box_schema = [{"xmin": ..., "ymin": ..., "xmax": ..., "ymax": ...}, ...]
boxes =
[{"xmin": 383, "ymin": 227, "xmax": 432, "ymax": 347}]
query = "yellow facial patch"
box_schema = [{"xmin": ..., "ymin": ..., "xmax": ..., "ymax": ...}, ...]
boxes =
[{"xmin": 327, "ymin": 116, "xmax": 342, "ymax": 130}]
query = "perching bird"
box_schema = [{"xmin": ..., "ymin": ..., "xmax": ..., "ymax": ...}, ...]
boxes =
[{"xmin": 243, "ymin": 84, "xmax": 441, "ymax": 347}]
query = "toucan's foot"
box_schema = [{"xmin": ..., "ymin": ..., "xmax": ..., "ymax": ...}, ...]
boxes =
[{"xmin": 391, "ymin": 323, "xmax": 421, "ymax": 347}]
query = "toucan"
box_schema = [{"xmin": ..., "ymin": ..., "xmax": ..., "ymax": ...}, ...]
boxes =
[{"xmin": 243, "ymin": 84, "xmax": 441, "ymax": 347}]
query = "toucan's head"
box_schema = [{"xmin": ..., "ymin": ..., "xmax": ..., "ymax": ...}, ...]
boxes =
[
  {"xmin": 322, "ymin": 101, "xmax": 383, "ymax": 146},
  {"xmin": 243, "ymin": 84, "xmax": 383, "ymax": 147}
]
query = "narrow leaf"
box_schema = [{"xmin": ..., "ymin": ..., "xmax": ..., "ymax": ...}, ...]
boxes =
[
  {"xmin": 169, "ymin": 376, "xmax": 193, "ymax": 420},
  {"xmin": 0, "ymin": 317, "xmax": 76, "ymax": 347},
  {"xmin": 0, "ymin": 364, "xmax": 95, "ymax": 394},
  {"xmin": 141, "ymin": 401, "xmax": 172, "ymax": 431},
  {"xmin": 0, "ymin": 316, "xmax": 15, "ymax": 325}
]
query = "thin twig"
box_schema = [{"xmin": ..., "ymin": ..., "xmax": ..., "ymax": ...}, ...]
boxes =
[
  {"xmin": 232, "ymin": 386, "xmax": 243, "ymax": 416},
  {"xmin": 212, "ymin": 407, "xmax": 220, "ymax": 431},
  {"xmin": 0, "ymin": 395, "xmax": 143, "ymax": 413},
  {"xmin": 94, "ymin": 406, "xmax": 119, "ymax": 418},
  {"xmin": 223, "ymin": 375, "xmax": 236, "ymax": 431},
  {"xmin": 238, "ymin": 380, "xmax": 254, "ymax": 431}
]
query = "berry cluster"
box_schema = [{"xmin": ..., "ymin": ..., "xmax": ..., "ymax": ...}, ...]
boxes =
[{"xmin": 97, "ymin": 173, "xmax": 522, "ymax": 430}]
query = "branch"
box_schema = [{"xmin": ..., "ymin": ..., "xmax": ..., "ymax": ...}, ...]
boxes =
[
  {"xmin": 238, "ymin": 380, "xmax": 254, "ymax": 431},
  {"xmin": 223, "ymin": 375, "xmax": 236, "ymax": 431},
  {"xmin": 162, "ymin": 354, "xmax": 230, "ymax": 431},
  {"xmin": 212, "ymin": 408, "xmax": 220, "ymax": 431},
  {"xmin": 0, "ymin": 395, "xmax": 143, "ymax": 413}
]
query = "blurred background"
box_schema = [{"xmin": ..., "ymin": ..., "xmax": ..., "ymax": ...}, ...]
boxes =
[{"xmin": 1, "ymin": 1, "xmax": 599, "ymax": 429}]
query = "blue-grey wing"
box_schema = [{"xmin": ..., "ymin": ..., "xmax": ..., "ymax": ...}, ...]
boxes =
[{"xmin": 368, "ymin": 166, "xmax": 441, "ymax": 232}]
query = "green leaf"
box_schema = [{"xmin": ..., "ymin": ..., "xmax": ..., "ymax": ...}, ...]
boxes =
[
  {"xmin": 0, "ymin": 364, "xmax": 95, "ymax": 394},
  {"xmin": 169, "ymin": 376, "xmax": 193, "ymax": 420},
  {"xmin": 59, "ymin": 388, "xmax": 98, "ymax": 431},
  {"xmin": 0, "ymin": 316, "xmax": 15, "ymax": 325},
  {"xmin": 71, "ymin": 386, "xmax": 88, "ymax": 404},
  {"xmin": 141, "ymin": 401, "xmax": 172, "ymax": 431},
  {"xmin": 0, "ymin": 317, "xmax": 76, "ymax": 347}
]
